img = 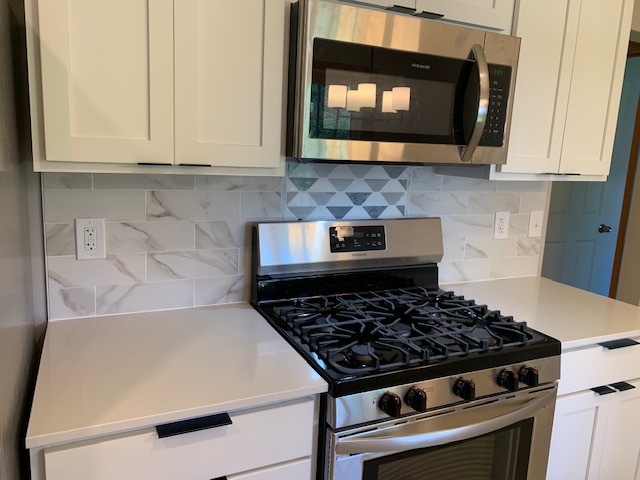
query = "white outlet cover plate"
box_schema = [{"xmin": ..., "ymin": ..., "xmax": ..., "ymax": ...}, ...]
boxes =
[
  {"xmin": 75, "ymin": 218, "xmax": 106, "ymax": 260},
  {"xmin": 493, "ymin": 212, "xmax": 510, "ymax": 239}
]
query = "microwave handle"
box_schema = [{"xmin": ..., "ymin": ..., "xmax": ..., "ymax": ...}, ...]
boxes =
[
  {"xmin": 460, "ymin": 44, "xmax": 490, "ymax": 163},
  {"xmin": 334, "ymin": 387, "xmax": 555, "ymax": 455}
]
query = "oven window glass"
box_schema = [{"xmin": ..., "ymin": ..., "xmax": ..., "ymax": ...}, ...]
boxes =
[
  {"xmin": 362, "ymin": 418, "xmax": 533, "ymax": 480},
  {"xmin": 310, "ymin": 38, "xmax": 479, "ymax": 145}
]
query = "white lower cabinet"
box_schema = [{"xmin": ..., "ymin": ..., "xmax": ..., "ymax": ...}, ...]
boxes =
[
  {"xmin": 547, "ymin": 341, "xmax": 640, "ymax": 479},
  {"xmin": 41, "ymin": 398, "xmax": 316, "ymax": 480}
]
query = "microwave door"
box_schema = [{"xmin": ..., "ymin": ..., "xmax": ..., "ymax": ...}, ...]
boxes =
[{"xmin": 456, "ymin": 45, "xmax": 490, "ymax": 163}]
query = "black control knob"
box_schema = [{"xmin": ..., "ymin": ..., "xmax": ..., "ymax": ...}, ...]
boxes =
[
  {"xmin": 518, "ymin": 366, "xmax": 539, "ymax": 387},
  {"xmin": 378, "ymin": 392, "xmax": 402, "ymax": 417},
  {"xmin": 453, "ymin": 378, "xmax": 476, "ymax": 401},
  {"xmin": 405, "ymin": 387, "xmax": 428, "ymax": 412},
  {"xmin": 497, "ymin": 370, "xmax": 519, "ymax": 391}
]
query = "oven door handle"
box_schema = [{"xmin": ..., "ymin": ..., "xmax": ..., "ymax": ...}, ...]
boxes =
[
  {"xmin": 459, "ymin": 44, "xmax": 490, "ymax": 163},
  {"xmin": 335, "ymin": 389, "xmax": 555, "ymax": 455}
]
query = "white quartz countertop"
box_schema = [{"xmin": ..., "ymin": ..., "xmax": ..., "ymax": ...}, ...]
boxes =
[
  {"xmin": 443, "ymin": 276, "xmax": 640, "ymax": 350},
  {"xmin": 26, "ymin": 303, "xmax": 327, "ymax": 449}
]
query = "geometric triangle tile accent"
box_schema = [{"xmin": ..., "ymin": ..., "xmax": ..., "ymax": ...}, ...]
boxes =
[
  {"xmin": 364, "ymin": 179, "xmax": 389, "ymax": 192},
  {"xmin": 309, "ymin": 192, "xmax": 336, "ymax": 205},
  {"xmin": 290, "ymin": 177, "xmax": 318, "ymax": 192},
  {"xmin": 329, "ymin": 178, "xmax": 355, "ymax": 191},
  {"xmin": 290, "ymin": 163, "xmax": 320, "ymax": 178},
  {"xmin": 348, "ymin": 164, "xmax": 374, "ymax": 178},
  {"xmin": 287, "ymin": 192, "xmax": 299, "ymax": 203},
  {"xmin": 362, "ymin": 192, "xmax": 387, "ymax": 206},
  {"xmin": 312, "ymin": 163, "xmax": 338, "ymax": 177},
  {"xmin": 327, "ymin": 206, "xmax": 353, "ymax": 219},
  {"xmin": 346, "ymin": 178, "xmax": 372, "ymax": 192},
  {"xmin": 397, "ymin": 205, "xmax": 406, "ymax": 215},
  {"xmin": 287, "ymin": 192, "xmax": 317, "ymax": 207},
  {"xmin": 381, "ymin": 192, "xmax": 404, "ymax": 205},
  {"xmin": 286, "ymin": 160, "xmax": 301, "ymax": 176},
  {"xmin": 307, "ymin": 177, "xmax": 336, "ymax": 192},
  {"xmin": 380, "ymin": 179, "xmax": 408, "ymax": 192},
  {"xmin": 327, "ymin": 165, "xmax": 356, "ymax": 179},
  {"xmin": 364, "ymin": 165, "xmax": 394, "ymax": 179},
  {"xmin": 384, "ymin": 166, "xmax": 409, "ymax": 179},
  {"xmin": 327, "ymin": 192, "xmax": 353, "ymax": 206},
  {"xmin": 364, "ymin": 206, "xmax": 387, "ymax": 218},
  {"xmin": 345, "ymin": 206, "xmax": 369, "ymax": 219},
  {"xmin": 346, "ymin": 192, "xmax": 372, "ymax": 206},
  {"xmin": 287, "ymin": 206, "xmax": 317, "ymax": 220}
]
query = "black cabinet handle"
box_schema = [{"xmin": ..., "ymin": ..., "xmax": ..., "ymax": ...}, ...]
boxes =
[
  {"xmin": 156, "ymin": 412, "xmax": 232, "ymax": 438},
  {"xmin": 386, "ymin": 5, "xmax": 416, "ymax": 14},
  {"xmin": 211, "ymin": 477, "xmax": 228, "ymax": 480},
  {"xmin": 414, "ymin": 10, "xmax": 445, "ymax": 19},
  {"xmin": 598, "ymin": 338, "xmax": 639, "ymax": 350},
  {"xmin": 611, "ymin": 382, "xmax": 636, "ymax": 392},
  {"xmin": 591, "ymin": 385, "xmax": 617, "ymax": 396}
]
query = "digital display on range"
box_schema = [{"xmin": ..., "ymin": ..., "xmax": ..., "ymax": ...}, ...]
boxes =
[{"xmin": 330, "ymin": 225, "xmax": 386, "ymax": 253}]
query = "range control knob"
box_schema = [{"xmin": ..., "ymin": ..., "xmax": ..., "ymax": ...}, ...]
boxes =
[
  {"xmin": 453, "ymin": 378, "xmax": 476, "ymax": 401},
  {"xmin": 497, "ymin": 370, "xmax": 519, "ymax": 391},
  {"xmin": 405, "ymin": 387, "xmax": 428, "ymax": 412},
  {"xmin": 378, "ymin": 392, "xmax": 402, "ymax": 417},
  {"xmin": 518, "ymin": 366, "xmax": 539, "ymax": 387}
]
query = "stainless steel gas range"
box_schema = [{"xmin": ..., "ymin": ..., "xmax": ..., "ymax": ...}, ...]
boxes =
[{"xmin": 251, "ymin": 218, "xmax": 560, "ymax": 480}]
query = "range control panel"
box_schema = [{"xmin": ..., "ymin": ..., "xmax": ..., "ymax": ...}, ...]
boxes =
[{"xmin": 330, "ymin": 225, "xmax": 386, "ymax": 253}]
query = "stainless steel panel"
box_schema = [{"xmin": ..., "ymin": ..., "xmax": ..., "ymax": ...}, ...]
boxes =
[{"xmin": 256, "ymin": 218, "xmax": 444, "ymax": 276}]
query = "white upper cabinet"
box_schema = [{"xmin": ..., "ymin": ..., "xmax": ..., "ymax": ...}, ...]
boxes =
[
  {"xmin": 500, "ymin": 0, "xmax": 633, "ymax": 177},
  {"xmin": 27, "ymin": 0, "xmax": 288, "ymax": 174},
  {"xmin": 37, "ymin": 0, "xmax": 174, "ymax": 165},
  {"xmin": 415, "ymin": 0, "xmax": 515, "ymax": 31}
]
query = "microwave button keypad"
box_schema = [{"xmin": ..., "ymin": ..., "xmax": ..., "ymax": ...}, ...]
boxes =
[{"xmin": 480, "ymin": 65, "xmax": 512, "ymax": 148}]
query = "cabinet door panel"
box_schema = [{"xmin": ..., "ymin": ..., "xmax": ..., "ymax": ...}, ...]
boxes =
[
  {"xmin": 500, "ymin": 0, "xmax": 576, "ymax": 175},
  {"xmin": 350, "ymin": 0, "xmax": 416, "ymax": 8},
  {"xmin": 415, "ymin": 0, "xmax": 514, "ymax": 31},
  {"xmin": 38, "ymin": 0, "xmax": 174, "ymax": 164},
  {"xmin": 175, "ymin": 0, "xmax": 286, "ymax": 168},
  {"xmin": 546, "ymin": 391, "xmax": 610, "ymax": 480},
  {"xmin": 599, "ymin": 379, "xmax": 640, "ymax": 479},
  {"xmin": 560, "ymin": 0, "xmax": 633, "ymax": 175}
]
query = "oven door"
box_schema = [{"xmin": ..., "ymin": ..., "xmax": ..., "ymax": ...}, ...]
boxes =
[{"xmin": 327, "ymin": 385, "xmax": 557, "ymax": 480}]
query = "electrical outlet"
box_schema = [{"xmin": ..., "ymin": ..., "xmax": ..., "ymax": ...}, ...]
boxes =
[
  {"xmin": 75, "ymin": 218, "xmax": 106, "ymax": 260},
  {"xmin": 494, "ymin": 211, "xmax": 510, "ymax": 239},
  {"xmin": 528, "ymin": 210, "xmax": 544, "ymax": 238}
]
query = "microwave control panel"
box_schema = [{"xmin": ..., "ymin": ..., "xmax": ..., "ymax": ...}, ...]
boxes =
[
  {"xmin": 480, "ymin": 64, "xmax": 512, "ymax": 148},
  {"xmin": 330, "ymin": 225, "xmax": 386, "ymax": 253}
]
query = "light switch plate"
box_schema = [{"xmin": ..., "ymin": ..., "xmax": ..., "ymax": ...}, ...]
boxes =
[
  {"xmin": 75, "ymin": 218, "xmax": 106, "ymax": 260},
  {"xmin": 528, "ymin": 211, "xmax": 544, "ymax": 238}
]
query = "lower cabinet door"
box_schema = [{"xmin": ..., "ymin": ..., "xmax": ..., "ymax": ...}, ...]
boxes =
[
  {"xmin": 230, "ymin": 458, "xmax": 311, "ymax": 480},
  {"xmin": 546, "ymin": 390, "xmax": 611, "ymax": 480}
]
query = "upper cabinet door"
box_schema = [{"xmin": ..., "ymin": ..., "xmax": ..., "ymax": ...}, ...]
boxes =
[
  {"xmin": 560, "ymin": 0, "xmax": 633, "ymax": 175},
  {"xmin": 415, "ymin": 0, "xmax": 514, "ymax": 31},
  {"xmin": 37, "ymin": 0, "xmax": 174, "ymax": 164},
  {"xmin": 174, "ymin": 0, "xmax": 286, "ymax": 168},
  {"xmin": 350, "ymin": 0, "xmax": 416, "ymax": 8}
]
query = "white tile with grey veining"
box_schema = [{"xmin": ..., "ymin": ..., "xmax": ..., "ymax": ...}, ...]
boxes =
[
  {"xmin": 49, "ymin": 287, "xmax": 96, "ymax": 320},
  {"xmin": 45, "ymin": 224, "xmax": 75, "ymax": 256},
  {"xmin": 196, "ymin": 175, "xmax": 283, "ymax": 191},
  {"xmin": 517, "ymin": 237, "xmax": 541, "ymax": 256},
  {"xmin": 497, "ymin": 181, "xmax": 548, "ymax": 193},
  {"xmin": 43, "ymin": 173, "xmax": 92, "ymax": 189},
  {"xmin": 508, "ymin": 214, "xmax": 530, "ymax": 236},
  {"xmin": 195, "ymin": 276, "xmax": 248, "ymax": 306},
  {"xmin": 44, "ymin": 190, "xmax": 146, "ymax": 223},
  {"xmin": 442, "ymin": 238, "xmax": 465, "ymax": 262},
  {"xmin": 96, "ymin": 280, "xmax": 194, "ymax": 315},
  {"xmin": 489, "ymin": 256, "xmax": 539, "ymax": 279},
  {"xmin": 410, "ymin": 167, "xmax": 442, "ymax": 192},
  {"xmin": 520, "ymin": 192, "xmax": 547, "ymax": 214},
  {"xmin": 93, "ymin": 174, "xmax": 196, "ymax": 190},
  {"xmin": 147, "ymin": 191, "xmax": 241, "ymax": 221},
  {"xmin": 106, "ymin": 221, "xmax": 195, "ymax": 253},
  {"xmin": 441, "ymin": 176, "xmax": 497, "ymax": 192},
  {"xmin": 147, "ymin": 249, "xmax": 239, "ymax": 281},
  {"xmin": 439, "ymin": 259, "xmax": 491, "ymax": 283},
  {"xmin": 468, "ymin": 192, "xmax": 520, "ymax": 214},
  {"xmin": 239, "ymin": 248, "xmax": 252, "ymax": 276},
  {"xmin": 48, "ymin": 254, "xmax": 146, "ymax": 289},
  {"xmin": 440, "ymin": 215, "xmax": 494, "ymax": 238},
  {"xmin": 409, "ymin": 192, "xmax": 468, "ymax": 216},
  {"xmin": 196, "ymin": 221, "xmax": 249, "ymax": 249},
  {"xmin": 465, "ymin": 237, "xmax": 517, "ymax": 259},
  {"xmin": 241, "ymin": 192, "xmax": 283, "ymax": 220}
]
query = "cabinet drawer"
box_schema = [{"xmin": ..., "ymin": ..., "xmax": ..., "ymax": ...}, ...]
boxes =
[
  {"xmin": 44, "ymin": 398, "xmax": 315, "ymax": 480},
  {"xmin": 559, "ymin": 339, "xmax": 640, "ymax": 395}
]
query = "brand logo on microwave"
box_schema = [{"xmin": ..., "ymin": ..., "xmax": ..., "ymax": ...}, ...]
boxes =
[
  {"xmin": 411, "ymin": 63, "xmax": 431, "ymax": 70},
  {"xmin": 352, "ymin": 253, "xmax": 368, "ymax": 257}
]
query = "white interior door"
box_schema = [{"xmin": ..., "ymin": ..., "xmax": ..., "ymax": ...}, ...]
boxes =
[
  {"xmin": 37, "ymin": 0, "xmax": 174, "ymax": 164},
  {"xmin": 174, "ymin": 0, "xmax": 286, "ymax": 168}
]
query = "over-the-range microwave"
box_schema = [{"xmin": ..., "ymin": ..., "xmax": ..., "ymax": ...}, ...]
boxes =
[{"xmin": 287, "ymin": 0, "xmax": 521, "ymax": 166}]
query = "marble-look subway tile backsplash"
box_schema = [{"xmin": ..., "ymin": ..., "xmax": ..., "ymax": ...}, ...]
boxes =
[{"xmin": 42, "ymin": 163, "xmax": 549, "ymax": 320}]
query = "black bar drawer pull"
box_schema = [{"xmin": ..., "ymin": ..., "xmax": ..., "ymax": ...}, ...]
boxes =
[
  {"xmin": 598, "ymin": 338, "xmax": 639, "ymax": 350},
  {"xmin": 211, "ymin": 477, "xmax": 228, "ymax": 480},
  {"xmin": 611, "ymin": 382, "xmax": 636, "ymax": 392},
  {"xmin": 591, "ymin": 385, "xmax": 616, "ymax": 396},
  {"xmin": 156, "ymin": 412, "xmax": 232, "ymax": 438}
]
